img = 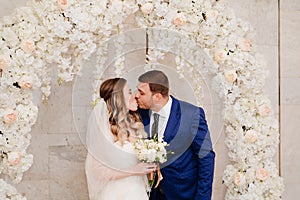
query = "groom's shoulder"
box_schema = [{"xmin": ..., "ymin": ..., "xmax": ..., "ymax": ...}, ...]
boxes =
[
  {"xmin": 175, "ymin": 97, "xmax": 200, "ymax": 111},
  {"xmin": 175, "ymin": 99, "xmax": 206, "ymax": 121},
  {"xmin": 173, "ymin": 97, "xmax": 206, "ymax": 116}
]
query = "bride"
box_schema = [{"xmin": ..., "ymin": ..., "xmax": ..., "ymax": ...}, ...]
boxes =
[{"xmin": 85, "ymin": 78, "xmax": 156, "ymax": 200}]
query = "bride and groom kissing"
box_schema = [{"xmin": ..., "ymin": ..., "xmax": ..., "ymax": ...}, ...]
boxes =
[{"xmin": 85, "ymin": 70, "xmax": 215, "ymax": 200}]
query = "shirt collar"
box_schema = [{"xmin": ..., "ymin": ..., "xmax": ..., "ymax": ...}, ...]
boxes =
[{"xmin": 154, "ymin": 96, "xmax": 172, "ymax": 118}]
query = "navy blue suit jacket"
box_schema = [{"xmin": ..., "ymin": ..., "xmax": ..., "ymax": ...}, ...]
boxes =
[{"xmin": 139, "ymin": 96, "xmax": 215, "ymax": 200}]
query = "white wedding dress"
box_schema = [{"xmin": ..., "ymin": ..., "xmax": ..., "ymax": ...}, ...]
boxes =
[{"xmin": 85, "ymin": 100, "xmax": 148, "ymax": 200}]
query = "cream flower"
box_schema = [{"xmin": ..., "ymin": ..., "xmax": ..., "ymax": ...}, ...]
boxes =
[
  {"xmin": 173, "ymin": 13, "xmax": 187, "ymax": 26},
  {"xmin": 224, "ymin": 70, "xmax": 238, "ymax": 83},
  {"xmin": 0, "ymin": 180, "xmax": 24, "ymax": 199},
  {"xmin": 141, "ymin": 3, "xmax": 154, "ymax": 15},
  {"xmin": 233, "ymin": 172, "xmax": 246, "ymax": 186},
  {"xmin": 2, "ymin": 109, "xmax": 17, "ymax": 124},
  {"xmin": 206, "ymin": 10, "xmax": 219, "ymax": 20},
  {"xmin": 7, "ymin": 151, "xmax": 22, "ymax": 166},
  {"xmin": 245, "ymin": 130, "xmax": 258, "ymax": 143},
  {"xmin": 20, "ymin": 40, "xmax": 35, "ymax": 53},
  {"xmin": 258, "ymin": 104, "xmax": 271, "ymax": 117},
  {"xmin": 19, "ymin": 75, "xmax": 34, "ymax": 90},
  {"xmin": 0, "ymin": 54, "xmax": 11, "ymax": 70},
  {"xmin": 214, "ymin": 49, "xmax": 226, "ymax": 63},
  {"xmin": 256, "ymin": 168, "xmax": 269, "ymax": 181},
  {"xmin": 239, "ymin": 38, "xmax": 251, "ymax": 51}
]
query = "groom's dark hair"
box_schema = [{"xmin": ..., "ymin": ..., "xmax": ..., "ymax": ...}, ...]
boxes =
[{"xmin": 138, "ymin": 70, "xmax": 169, "ymax": 97}]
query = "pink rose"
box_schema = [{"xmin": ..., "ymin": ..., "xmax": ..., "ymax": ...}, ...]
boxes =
[
  {"xmin": 214, "ymin": 49, "xmax": 226, "ymax": 63},
  {"xmin": 2, "ymin": 109, "xmax": 17, "ymax": 124},
  {"xmin": 233, "ymin": 172, "xmax": 246, "ymax": 186},
  {"xmin": 173, "ymin": 13, "xmax": 187, "ymax": 26},
  {"xmin": 7, "ymin": 151, "xmax": 22, "ymax": 166},
  {"xmin": 57, "ymin": 0, "xmax": 68, "ymax": 10},
  {"xmin": 224, "ymin": 70, "xmax": 238, "ymax": 83},
  {"xmin": 141, "ymin": 3, "xmax": 154, "ymax": 15},
  {"xmin": 19, "ymin": 75, "xmax": 33, "ymax": 90},
  {"xmin": 239, "ymin": 38, "xmax": 251, "ymax": 52},
  {"xmin": 20, "ymin": 40, "xmax": 35, "ymax": 53},
  {"xmin": 0, "ymin": 54, "xmax": 10, "ymax": 70},
  {"xmin": 258, "ymin": 104, "xmax": 271, "ymax": 117},
  {"xmin": 245, "ymin": 130, "xmax": 258, "ymax": 143},
  {"xmin": 256, "ymin": 168, "xmax": 269, "ymax": 181}
]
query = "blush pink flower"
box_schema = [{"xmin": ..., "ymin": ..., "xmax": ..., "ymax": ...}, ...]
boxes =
[
  {"xmin": 256, "ymin": 168, "xmax": 269, "ymax": 181},
  {"xmin": 8, "ymin": 151, "xmax": 22, "ymax": 166},
  {"xmin": 57, "ymin": 0, "xmax": 68, "ymax": 10},
  {"xmin": 2, "ymin": 109, "xmax": 17, "ymax": 124},
  {"xmin": 19, "ymin": 75, "xmax": 34, "ymax": 90},
  {"xmin": 0, "ymin": 54, "xmax": 11, "ymax": 70},
  {"xmin": 173, "ymin": 13, "xmax": 187, "ymax": 26},
  {"xmin": 214, "ymin": 49, "xmax": 226, "ymax": 63},
  {"xmin": 258, "ymin": 104, "xmax": 271, "ymax": 117},
  {"xmin": 20, "ymin": 40, "xmax": 35, "ymax": 53},
  {"xmin": 224, "ymin": 70, "xmax": 238, "ymax": 83},
  {"xmin": 239, "ymin": 38, "xmax": 251, "ymax": 52}
]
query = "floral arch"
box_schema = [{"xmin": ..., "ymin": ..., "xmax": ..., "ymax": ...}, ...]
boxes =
[{"xmin": 0, "ymin": 0, "xmax": 283, "ymax": 199}]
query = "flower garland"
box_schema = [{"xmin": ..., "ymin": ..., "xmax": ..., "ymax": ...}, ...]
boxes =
[
  {"xmin": 0, "ymin": 179, "xmax": 26, "ymax": 200},
  {"xmin": 0, "ymin": 0, "xmax": 283, "ymax": 199}
]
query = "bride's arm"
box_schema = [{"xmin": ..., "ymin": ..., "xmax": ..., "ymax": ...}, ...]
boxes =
[{"xmin": 91, "ymin": 157, "xmax": 156, "ymax": 181}]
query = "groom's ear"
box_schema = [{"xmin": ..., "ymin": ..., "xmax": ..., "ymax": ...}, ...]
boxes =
[{"xmin": 153, "ymin": 93, "xmax": 163, "ymax": 101}]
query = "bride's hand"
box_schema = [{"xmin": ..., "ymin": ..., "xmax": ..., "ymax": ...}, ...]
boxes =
[{"xmin": 130, "ymin": 162, "xmax": 157, "ymax": 175}]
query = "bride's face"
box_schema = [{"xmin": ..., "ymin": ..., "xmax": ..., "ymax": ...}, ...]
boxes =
[{"xmin": 123, "ymin": 83, "xmax": 138, "ymax": 111}]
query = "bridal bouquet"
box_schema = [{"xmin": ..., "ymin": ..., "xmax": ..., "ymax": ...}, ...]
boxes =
[{"xmin": 133, "ymin": 137, "xmax": 168, "ymax": 189}]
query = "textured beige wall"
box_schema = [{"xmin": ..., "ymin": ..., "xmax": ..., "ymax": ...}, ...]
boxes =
[
  {"xmin": 280, "ymin": 0, "xmax": 300, "ymax": 199},
  {"xmin": 1, "ymin": 0, "xmax": 299, "ymax": 199}
]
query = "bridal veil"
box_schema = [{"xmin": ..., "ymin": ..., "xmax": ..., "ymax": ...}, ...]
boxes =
[{"xmin": 85, "ymin": 99, "xmax": 139, "ymax": 199}]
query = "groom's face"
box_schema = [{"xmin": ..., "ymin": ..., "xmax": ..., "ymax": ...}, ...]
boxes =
[{"xmin": 135, "ymin": 82, "xmax": 154, "ymax": 109}]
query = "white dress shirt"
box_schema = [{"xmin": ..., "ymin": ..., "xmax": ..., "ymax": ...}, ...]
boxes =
[{"xmin": 150, "ymin": 97, "xmax": 173, "ymax": 139}]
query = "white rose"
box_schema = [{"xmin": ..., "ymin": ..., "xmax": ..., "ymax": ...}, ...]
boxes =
[
  {"xmin": 20, "ymin": 40, "xmax": 35, "ymax": 53},
  {"xmin": 7, "ymin": 151, "xmax": 22, "ymax": 166},
  {"xmin": 255, "ymin": 168, "xmax": 269, "ymax": 181},
  {"xmin": 233, "ymin": 172, "xmax": 246, "ymax": 186},
  {"xmin": 245, "ymin": 130, "xmax": 258, "ymax": 143},
  {"xmin": 0, "ymin": 54, "xmax": 11, "ymax": 70},
  {"xmin": 2, "ymin": 109, "xmax": 17, "ymax": 124},
  {"xmin": 224, "ymin": 70, "xmax": 238, "ymax": 83},
  {"xmin": 141, "ymin": 3, "xmax": 154, "ymax": 15},
  {"xmin": 19, "ymin": 75, "xmax": 34, "ymax": 90},
  {"xmin": 173, "ymin": 13, "xmax": 187, "ymax": 26},
  {"xmin": 147, "ymin": 149, "xmax": 157, "ymax": 163}
]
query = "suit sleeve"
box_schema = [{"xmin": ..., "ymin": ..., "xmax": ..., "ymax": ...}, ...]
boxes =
[{"xmin": 191, "ymin": 107, "xmax": 215, "ymax": 200}]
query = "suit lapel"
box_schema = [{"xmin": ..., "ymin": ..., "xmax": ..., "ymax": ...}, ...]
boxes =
[
  {"xmin": 138, "ymin": 108, "xmax": 151, "ymax": 138},
  {"xmin": 163, "ymin": 96, "xmax": 181, "ymax": 143}
]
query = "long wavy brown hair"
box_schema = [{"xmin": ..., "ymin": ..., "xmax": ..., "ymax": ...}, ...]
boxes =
[{"xmin": 100, "ymin": 78, "xmax": 146, "ymax": 144}]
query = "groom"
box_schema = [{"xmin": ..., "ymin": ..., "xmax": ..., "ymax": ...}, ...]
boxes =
[{"xmin": 136, "ymin": 70, "xmax": 215, "ymax": 200}]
